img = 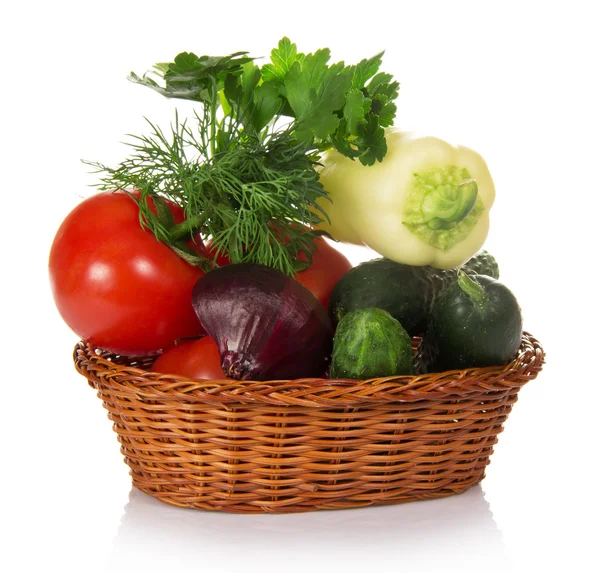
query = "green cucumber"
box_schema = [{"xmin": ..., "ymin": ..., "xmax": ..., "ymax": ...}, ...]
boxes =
[
  {"xmin": 416, "ymin": 271, "xmax": 523, "ymax": 372},
  {"xmin": 330, "ymin": 308, "xmax": 414, "ymax": 380},
  {"xmin": 461, "ymin": 250, "xmax": 499, "ymax": 279},
  {"xmin": 328, "ymin": 250, "xmax": 499, "ymax": 336}
]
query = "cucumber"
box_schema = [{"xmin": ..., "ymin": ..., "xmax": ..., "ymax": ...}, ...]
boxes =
[
  {"xmin": 330, "ymin": 308, "xmax": 414, "ymax": 380},
  {"xmin": 416, "ymin": 272, "xmax": 522, "ymax": 373},
  {"xmin": 328, "ymin": 250, "xmax": 499, "ymax": 336},
  {"xmin": 462, "ymin": 250, "xmax": 499, "ymax": 279}
]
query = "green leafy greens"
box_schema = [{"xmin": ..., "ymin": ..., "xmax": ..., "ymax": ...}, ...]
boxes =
[{"xmin": 89, "ymin": 38, "xmax": 399, "ymax": 275}]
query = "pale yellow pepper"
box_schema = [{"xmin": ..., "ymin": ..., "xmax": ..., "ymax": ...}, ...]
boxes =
[{"xmin": 316, "ymin": 129, "xmax": 496, "ymax": 269}]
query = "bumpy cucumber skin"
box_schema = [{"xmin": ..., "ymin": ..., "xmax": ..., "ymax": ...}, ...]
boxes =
[
  {"xmin": 330, "ymin": 308, "xmax": 414, "ymax": 380},
  {"xmin": 462, "ymin": 250, "xmax": 499, "ymax": 280},
  {"xmin": 416, "ymin": 275, "xmax": 522, "ymax": 373},
  {"xmin": 328, "ymin": 251, "xmax": 499, "ymax": 336}
]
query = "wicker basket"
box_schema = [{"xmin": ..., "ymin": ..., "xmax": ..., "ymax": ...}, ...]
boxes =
[{"xmin": 74, "ymin": 332, "xmax": 544, "ymax": 514}]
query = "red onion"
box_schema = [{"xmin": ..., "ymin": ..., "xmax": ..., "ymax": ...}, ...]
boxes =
[{"xmin": 191, "ymin": 263, "xmax": 333, "ymax": 380}]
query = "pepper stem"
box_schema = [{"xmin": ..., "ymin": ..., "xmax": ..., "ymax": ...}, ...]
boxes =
[
  {"xmin": 421, "ymin": 177, "xmax": 478, "ymax": 229},
  {"xmin": 402, "ymin": 165, "xmax": 484, "ymax": 252},
  {"xmin": 457, "ymin": 270, "xmax": 487, "ymax": 310}
]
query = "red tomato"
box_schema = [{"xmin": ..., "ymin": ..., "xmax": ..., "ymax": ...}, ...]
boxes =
[
  {"xmin": 49, "ymin": 191, "xmax": 205, "ymax": 356},
  {"xmin": 152, "ymin": 337, "xmax": 226, "ymax": 380},
  {"xmin": 293, "ymin": 237, "xmax": 353, "ymax": 308},
  {"xmin": 205, "ymin": 235, "xmax": 352, "ymax": 308}
]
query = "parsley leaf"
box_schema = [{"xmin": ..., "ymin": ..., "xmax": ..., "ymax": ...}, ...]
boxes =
[
  {"xmin": 129, "ymin": 51, "xmax": 253, "ymax": 103},
  {"xmin": 355, "ymin": 116, "xmax": 387, "ymax": 165},
  {"xmin": 270, "ymin": 40, "xmax": 398, "ymax": 164},
  {"xmin": 222, "ymin": 62, "xmax": 282, "ymax": 133},
  {"xmin": 284, "ymin": 51, "xmax": 353, "ymax": 141},
  {"xmin": 248, "ymin": 81, "xmax": 282, "ymax": 132},
  {"xmin": 343, "ymin": 88, "xmax": 370, "ymax": 136},
  {"xmin": 367, "ymin": 72, "xmax": 400, "ymax": 100},
  {"xmin": 262, "ymin": 37, "xmax": 304, "ymax": 83},
  {"xmin": 372, "ymin": 94, "xmax": 397, "ymax": 127},
  {"xmin": 351, "ymin": 51, "xmax": 384, "ymax": 89}
]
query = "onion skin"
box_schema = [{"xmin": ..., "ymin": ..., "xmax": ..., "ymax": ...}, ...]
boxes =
[{"xmin": 192, "ymin": 263, "xmax": 333, "ymax": 381}]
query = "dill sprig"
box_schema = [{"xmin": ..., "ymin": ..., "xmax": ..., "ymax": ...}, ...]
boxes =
[{"xmin": 86, "ymin": 113, "xmax": 330, "ymax": 275}]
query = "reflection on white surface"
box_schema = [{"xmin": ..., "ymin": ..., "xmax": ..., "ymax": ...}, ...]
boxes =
[{"xmin": 104, "ymin": 485, "xmax": 512, "ymax": 573}]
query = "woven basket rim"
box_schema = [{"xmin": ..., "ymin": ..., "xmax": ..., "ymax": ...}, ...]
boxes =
[{"xmin": 73, "ymin": 332, "xmax": 544, "ymax": 407}]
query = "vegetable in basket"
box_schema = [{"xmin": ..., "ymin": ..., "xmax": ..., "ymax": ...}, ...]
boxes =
[
  {"xmin": 191, "ymin": 263, "xmax": 333, "ymax": 381},
  {"xmin": 330, "ymin": 308, "xmax": 414, "ymax": 380},
  {"xmin": 328, "ymin": 250, "xmax": 499, "ymax": 335},
  {"xmin": 48, "ymin": 190, "xmax": 205, "ymax": 356},
  {"xmin": 417, "ymin": 271, "xmax": 523, "ymax": 372},
  {"xmin": 316, "ymin": 130, "xmax": 496, "ymax": 269},
  {"xmin": 152, "ymin": 336, "xmax": 226, "ymax": 380}
]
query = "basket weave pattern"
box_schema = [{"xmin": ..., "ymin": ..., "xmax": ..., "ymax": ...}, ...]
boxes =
[{"xmin": 74, "ymin": 332, "xmax": 544, "ymax": 514}]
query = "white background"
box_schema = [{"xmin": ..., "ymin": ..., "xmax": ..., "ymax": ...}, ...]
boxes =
[{"xmin": 2, "ymin": 1, "xmax": 598, "ymax": 571}]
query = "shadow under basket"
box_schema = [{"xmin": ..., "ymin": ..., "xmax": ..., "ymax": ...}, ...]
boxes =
[{"xmin": 74, "ymin": 332, "xmax": 544, "ymax": 514}]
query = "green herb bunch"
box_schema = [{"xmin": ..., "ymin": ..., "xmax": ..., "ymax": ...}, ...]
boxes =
[{"xmin": 88, "ymin": 38, "xmax": 399, "ymax": 274}]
